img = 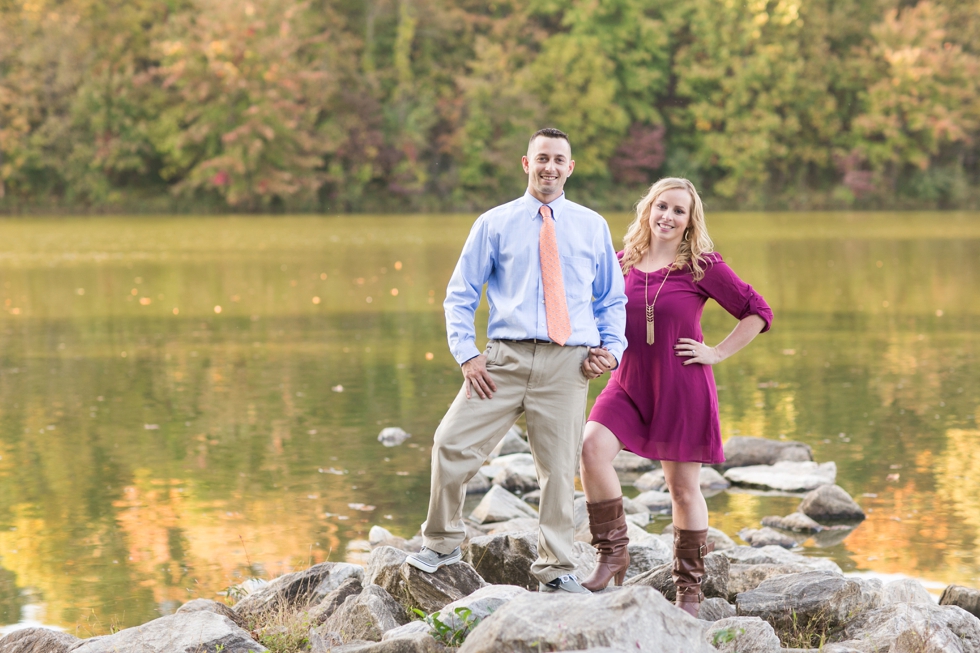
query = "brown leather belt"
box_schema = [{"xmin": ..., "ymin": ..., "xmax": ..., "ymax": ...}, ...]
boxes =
[{"xmin": 504, "ymin": 338, "xmax": 555, "ymax": 344}]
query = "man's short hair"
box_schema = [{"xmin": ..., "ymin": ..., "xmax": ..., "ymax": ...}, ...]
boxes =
[{"xmin": 529, "ymin": 128, "xmax": 570, "ymax": 149}]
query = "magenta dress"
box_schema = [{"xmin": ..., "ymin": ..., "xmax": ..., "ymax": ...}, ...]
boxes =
[{"xmin": 588, "ymin": 252, "xmax": 773, "ymax": 464}]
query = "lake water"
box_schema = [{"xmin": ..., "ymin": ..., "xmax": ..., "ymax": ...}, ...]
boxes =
[{"xmin": 0, "ymin": 213, "xmax": 978, "ymax": 635}]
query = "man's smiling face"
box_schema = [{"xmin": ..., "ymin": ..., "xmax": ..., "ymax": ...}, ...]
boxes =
[{"xmin": 523, "ymin": 136, "xmax": 574, "ymax": 204}]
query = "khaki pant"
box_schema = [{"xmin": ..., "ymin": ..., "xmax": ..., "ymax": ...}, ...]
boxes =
[{"xmin": 421, "ymin": 339, "xmax": 589, "ymax": 583}]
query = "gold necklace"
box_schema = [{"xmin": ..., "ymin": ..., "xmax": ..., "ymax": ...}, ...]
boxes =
[{"xmin": 644, "ymin": 265, "xmax": 671, "ymax": 345}]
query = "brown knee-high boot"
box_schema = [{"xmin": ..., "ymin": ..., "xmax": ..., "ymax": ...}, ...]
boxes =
[
  {"xmin": 581, "ymin": 497, "xmax": 630, "ymax": 591},
  {"xmin": 672, "ymin": 527, "xmax": 714, "ymax": 617}
]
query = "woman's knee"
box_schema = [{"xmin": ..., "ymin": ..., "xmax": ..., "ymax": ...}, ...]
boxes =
[
  {"xmin": 581, "ymin": 429, "xmax": 616, "ymax": 467},
  {"xmin": 667, "ymin": 481, "xmax": 701, "ymax": 507},
  {"xmin": 580, "ymin": 435, "xmax": 602, "ymax": 467}
]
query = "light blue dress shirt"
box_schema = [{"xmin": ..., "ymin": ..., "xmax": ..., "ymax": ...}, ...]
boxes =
[{"xmin": 445, "ymin": 191, "xmax": 628, "ymax": 366}]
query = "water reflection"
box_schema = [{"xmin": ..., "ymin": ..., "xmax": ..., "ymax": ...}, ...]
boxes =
[{"xmin": 0, "ymin": 213, "xmax": 977, "ymax": 634}]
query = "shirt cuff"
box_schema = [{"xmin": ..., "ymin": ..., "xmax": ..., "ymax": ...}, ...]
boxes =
[
  {"xmin": 603, "ymin": 342, "xmax": 625, "ymax": 368},
  {"xmin": 453, "ymin": 342, "xmax": 482, "ymax": 366}
]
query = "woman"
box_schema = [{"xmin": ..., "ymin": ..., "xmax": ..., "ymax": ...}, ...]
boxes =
[{"xmin": 579, "ymin": 178, "xmax": 772, "ymax": 617}]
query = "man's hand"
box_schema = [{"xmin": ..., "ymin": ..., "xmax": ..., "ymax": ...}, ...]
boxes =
[
  {"xmin": 581, "ymin": 347, "xmax": 617, "ymax": 379},
  {"xmin": 462, "ymin": 354, "xmax": 498, "ymax": 399}
]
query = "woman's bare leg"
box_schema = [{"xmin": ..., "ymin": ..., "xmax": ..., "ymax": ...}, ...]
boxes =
[
  {"xmin": 661, "ymin": 461, "xmax": 708, "ymax": 529},
  {"xmin": 579, "ymin": 421, "xmax": 624, "ymax": 502}
]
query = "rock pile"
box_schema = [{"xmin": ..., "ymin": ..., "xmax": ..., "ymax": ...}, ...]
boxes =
[{"xmin": 4, "ymin": 436, "xmax": 975, "ymax": 653}]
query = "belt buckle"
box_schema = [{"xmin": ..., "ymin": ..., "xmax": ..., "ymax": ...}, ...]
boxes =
[{"xmin": 699, "ymin": 544, "xmax": 708, "ymax": 558}]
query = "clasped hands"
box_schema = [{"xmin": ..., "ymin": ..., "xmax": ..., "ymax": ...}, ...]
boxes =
[{"xmin": 581, "ymin": 346, "xmax": 617, "ymax": 380}]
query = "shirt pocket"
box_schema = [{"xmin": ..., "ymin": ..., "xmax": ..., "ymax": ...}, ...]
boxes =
[{"xmin": 560, "ymin": 255, "xmax": 595, "ymax": 300}]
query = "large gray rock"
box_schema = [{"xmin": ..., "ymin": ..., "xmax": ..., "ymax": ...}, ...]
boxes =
[
  {"xmin": 457, "ymin": 586, "xmax": 716, "ymax": 652},
  {"xmin": 484, "ymin": 517, "xmax": 539, "ymax": 535},
  {"xmin": 380, "ymin": 621, "xmax": 431, "ymax": 641},
  {"xmin": 724, "ymin": 461, "xmax": 836, "ymax": 492},
  {"xmin": 727, "ymin": 563, "xmax": 812, "ymax": 600},
  {"xmin": 0, "ymin": 628, "xmax": 80, "ymax": 653},
  {"xmin": 735, "ymin": 571, "xmax": 882, "ymax": 641},
  {"xmin": 177, "ymin": 598, "xmax": 248, "ymax": 629},
  {"xmin": 632, "ymin": 490, "xmax": 672, "ymax": 512},
  {"xmin": 737, "ymin": 527, "xmax": 798, "ymax": 549},
  {"xmin": 634, "ymin": 468, "xmax": 668, "ymax": 492},
  {"xmin": 699, "ymin": 467, "xmax": 732, "ymax": 490},
  {"xmin": 626, "ymin": 521, "xmax": 663, "ymax": 547},
  {"xmin": 489, "ymin": 453, "xmax": 539, "ymax": 493},
  {"xmin": 369, "ymin": 526, "xmax": 415, "ymax": 552},
  {"xmin": 522, "ymin": 488, "xmax": 585, "ymax": 507},
  {"xmin": 489, "ymin": 453, "xmax": 534, "ymax": 471},
  {"xmin": 623, "ymin": 551, "xmax": 729, "ymax": 601},
  {"xmin": 799, "ymin": 484, "xmax": 866, "ymax": 522},
  {"xmin": 489, "ymin": 426, "xmax": 530, "ymax": 458},
  {"xmin": 319, "ymin": 585, "xmax": 410, "ymax": 643},
  {"xmin": 365, "ymin": 546, "xmax": 411, "ymax": 587},
  {"xmin": 721, "ymin": 545, "xmax": 842, "ymax": 573},
  {"xmin": 941, "ymin": 585, "xmax": 980, "ymax": 619},
  {"xmin": 625, "ymin": 541, "xmax": 672, "ymax": 580},
  {"xmin": 308, "ymin": 577, "xmax": 364, "ymax": 625},
  {"xmin": 704, "ymin": 616, "xmax": 780, "ymax": 653},
  {"xmin": 434, "ymin": 584, "xmax": 529, "ymax": 638},
  {"xmin": 464, "ymin": 468, "xmax": 492, "ymax": 494},
  {"xmin": 621, "ymin": 496, "xmax": 649, "ymax": 515},
  {"xmin": 234, "ymin": 561, "xmax": 364, "ymax": 620},
  {"xmin": 699, "ymin": 597, "xmax": 737, "ymax": 622},
  {"xmin": 612, "ymin": 451, "xmax": 658, "ymax": 473},
  {"xmin": 315, "ymin": 632, "xmax": 443, "ymax": 653},
  {"xmin": 491, "ymin": 465, "xmax": 539, "ymax": 494},
  {"xmin": 464, "ymin": 532, "xmax": 538, "ymax": 589},
  {"xmin": 626, "ymin": 511, "xmax": 651, "ymax": 528},
  {"xmin": 634, "ymin": 467, "xmax": 730, "ymax": 492},
  {"xmin": 760, "ymin": 512, "xmax": 823, "ymax": 533},
  {"xmin": 882, "ymin": 578, "xmax": 934, "ymax": 605},
  {"xmin": 71, "ymin": 611, "xmax": 266, "ymax": 653},
  {"xmin": 468, "ymin": 485, "xmax": 538, "ymax": 524},
  {"xmin": 839, "ymin": 601, "xmax": 980, "ymax": 652},
  {"xmin": 720, "ymin": 436, "xmax": 813, "ymax": 470},
  {"xmin": 569, "ymin": 540, "xmax": 599, "ymax": 581},
  {"xmin": 365, "ymin": 546, "xmax": 487, "ymax": 614}
]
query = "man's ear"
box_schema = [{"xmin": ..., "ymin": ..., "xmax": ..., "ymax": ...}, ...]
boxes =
[
  {"xmin": 522, "ymin": 155, "xmax": 530, "ymax": 173},
  {"xmin": 567, "ymin": 159, "xmax": 575, "ymax": 176}
]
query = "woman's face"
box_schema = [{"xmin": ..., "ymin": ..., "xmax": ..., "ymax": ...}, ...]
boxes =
[{"xmin": 647, "ymin": 188, "xmax": 692, "ymax": 246}]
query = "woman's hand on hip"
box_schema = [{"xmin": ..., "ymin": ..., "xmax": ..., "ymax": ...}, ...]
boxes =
[{"xmin": 674, "ymin": 338, "xmax": 722, "ymax": 366}]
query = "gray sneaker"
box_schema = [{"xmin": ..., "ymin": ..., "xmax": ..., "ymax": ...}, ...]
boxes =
[
  {"xmin": 405, "ymin": 546, "xmax": 462, "ymax": 573},
  {"xmin": 538, "ymin": 574, "xmax": 590, "ymax": 594}
]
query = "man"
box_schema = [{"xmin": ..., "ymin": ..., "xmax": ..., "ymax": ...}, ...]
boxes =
[{"xmin": 406, "ymin": 128, "xmax": 627, "ymax": 593}]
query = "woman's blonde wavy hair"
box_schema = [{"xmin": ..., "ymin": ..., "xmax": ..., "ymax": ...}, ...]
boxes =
[{"xmin": 620, "ymin": 177, "xmax": 714, "ymax": 282}]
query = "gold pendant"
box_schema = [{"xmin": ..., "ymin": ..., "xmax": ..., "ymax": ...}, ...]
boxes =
[{"xmin": 646, "ymin": 305, "xmax": 655, "ymax": 345}]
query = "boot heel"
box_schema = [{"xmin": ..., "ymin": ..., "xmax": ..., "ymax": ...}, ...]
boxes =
[{"xmin": 613, "ymin": 569, "xmax": 626, "ymax": 586}]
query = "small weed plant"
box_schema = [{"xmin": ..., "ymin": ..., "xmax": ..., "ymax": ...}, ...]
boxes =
[
  {"xmin": 711, "ymin": 625, "xmax": 746, "ymax": 646},
  {"xmin": 412, "ymin": 606, "xmax": 483, "ymax": 647}
]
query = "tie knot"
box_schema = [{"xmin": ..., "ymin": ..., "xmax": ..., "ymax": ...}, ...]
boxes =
[{"xmin": 539, "ymin": 205, "xmax": 553, "ymax": 220}]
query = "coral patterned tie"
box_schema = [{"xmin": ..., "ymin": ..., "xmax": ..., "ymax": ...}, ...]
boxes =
[{"xmin": 538, "ymin": 205, "xmax": 572, "ymax": 346}]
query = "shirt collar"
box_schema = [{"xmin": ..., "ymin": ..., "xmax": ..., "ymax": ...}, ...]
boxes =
[{"xmin": 523, "ymin": 191, "xmax": 567, "ymax": 221}]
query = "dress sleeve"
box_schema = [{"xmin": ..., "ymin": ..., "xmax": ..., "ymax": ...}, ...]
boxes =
[{"xmin": 695, "ymin": 253, "xmax": 773, "ymax": 332}]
